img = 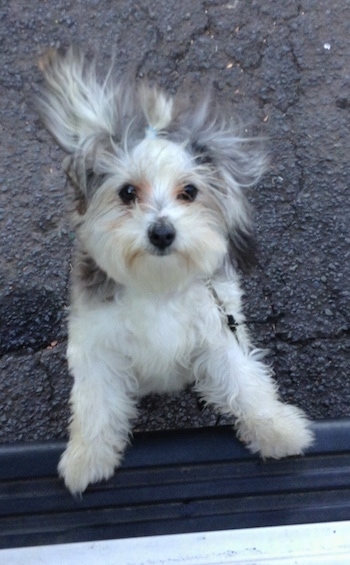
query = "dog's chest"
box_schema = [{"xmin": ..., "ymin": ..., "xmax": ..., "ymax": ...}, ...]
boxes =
[{"xmin": 115, "ymin": 289, "xmax": 207, "ymax": 387}]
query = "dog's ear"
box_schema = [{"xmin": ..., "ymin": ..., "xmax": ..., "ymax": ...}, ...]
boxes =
[
  {"xmin": 173, "ymin": 91, "xmax": 267, "ymax": 272},
  {"xmin": 201, "ymin": 128, "xmax": 262, "ymax": 273},
  {"xmin": 203, "ymin": 126, "xmax": 264, "ymax": 272},
  {"xmin": 37, "ymin": 47, "xmax": 117, "ymax": 153}
]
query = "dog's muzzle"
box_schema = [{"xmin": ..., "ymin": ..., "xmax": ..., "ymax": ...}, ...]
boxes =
[{"xmin": 148, "ymin": 220, "xmax": 176, "ymax": 252}]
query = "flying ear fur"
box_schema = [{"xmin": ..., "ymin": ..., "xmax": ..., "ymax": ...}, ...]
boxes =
[
  {"xmin": 37, "ymin": 47, "xmax": 118, "ymax": 153},
  {"xmin": 171, "ymin": 90, "xmax": 267, "ymax": 272}
]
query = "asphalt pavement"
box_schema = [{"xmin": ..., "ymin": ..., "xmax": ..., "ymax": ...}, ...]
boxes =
[{"xmin": 0, "ymin": 0, "xmax": 349, "ymax": 443}]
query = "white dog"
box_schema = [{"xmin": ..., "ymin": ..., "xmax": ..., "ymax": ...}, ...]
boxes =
[{"xmin": 38, "ymin": 48, "xmax": 314, "ymax": 494}]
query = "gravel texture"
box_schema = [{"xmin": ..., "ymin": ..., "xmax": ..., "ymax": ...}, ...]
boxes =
[{"xmin": 0, "ymin": 0, "xmax": 349, "ymax": 442}]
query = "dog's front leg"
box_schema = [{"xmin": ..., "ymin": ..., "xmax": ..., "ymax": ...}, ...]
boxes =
[
  {"xmin": 59, "ymin": 343, "xmax": 137, "ymax": 495},
  {"xmin": 194, "ymin": 335, "xmax": 314, "ymax": 459}
]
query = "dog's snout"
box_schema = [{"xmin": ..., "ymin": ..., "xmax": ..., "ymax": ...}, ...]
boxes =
[{"xmin": 148, "ymin": 222, "xmax": 176, "ymax": 251}]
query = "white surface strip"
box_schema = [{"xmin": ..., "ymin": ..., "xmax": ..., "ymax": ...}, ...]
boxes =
[{"xmin": 1, "ymin": 521, "xmax": 350, "ymax": 565}]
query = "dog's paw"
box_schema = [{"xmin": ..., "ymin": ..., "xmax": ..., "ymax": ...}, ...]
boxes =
[
  {"xmin": 58, "ymin": 440, "xmax": 120, "ymax": 495},
  {"xmin": 236, "ymin": 402, "xmax": 314, "ymax": 459}
]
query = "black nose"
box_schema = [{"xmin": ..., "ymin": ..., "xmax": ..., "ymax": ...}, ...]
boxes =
[{"xmin": 148, "ymin": 222, "xmax": 176, "ymax": 251}]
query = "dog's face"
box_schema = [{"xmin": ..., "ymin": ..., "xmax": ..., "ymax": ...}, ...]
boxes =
[
  {"xmin": 38, "ymin": 48, "xmax": 267, "ymax": 291},
  {"xmin": 71, "ymin": 135, "xmax": 228, "ymax": 291}
]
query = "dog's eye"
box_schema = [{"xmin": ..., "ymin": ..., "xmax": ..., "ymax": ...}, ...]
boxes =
[
  {"xmin": 177, "ymin": 184, "xmax": 198, "ymax": 202},
  {"xmin": 118, "ymin": 184, "xmax": 138, "ymax": 204}
]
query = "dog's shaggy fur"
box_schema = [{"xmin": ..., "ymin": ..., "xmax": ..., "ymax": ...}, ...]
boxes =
[{"xmin": 37, "ymin": 48, "xmax": 314, "ymax": 494}]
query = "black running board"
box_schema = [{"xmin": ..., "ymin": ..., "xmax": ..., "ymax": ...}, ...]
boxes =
[{"xmin": 1, "ymin": 419, "xmax": 350, "ymax": 549}]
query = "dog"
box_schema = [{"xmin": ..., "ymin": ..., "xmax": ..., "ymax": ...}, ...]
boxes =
[{"xmin": 37, "ymin": 48, "xmax": 314, "ymax": 494}]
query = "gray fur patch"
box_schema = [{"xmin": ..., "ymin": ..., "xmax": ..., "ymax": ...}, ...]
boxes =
[
  {"xmin": 72, "ymin": 251, "xmax": 119, "ymax": 302},
  {"xmin": 228, "ymin": 228, "xmax": 257, "ymax": 273}
]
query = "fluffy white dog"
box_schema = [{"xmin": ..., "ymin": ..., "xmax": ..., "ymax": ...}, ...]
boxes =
[{"xmin": 38, "ymin": 48, "xmax": 314, "ymax": 494}]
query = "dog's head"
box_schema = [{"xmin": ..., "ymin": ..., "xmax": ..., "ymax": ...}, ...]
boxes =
[{"xmin": 38, "ymin": 48, "xmax": 267, "ymax": 292}]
